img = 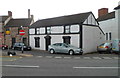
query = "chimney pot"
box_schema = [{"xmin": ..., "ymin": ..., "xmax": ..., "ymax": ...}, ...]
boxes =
[
  {"xmin": 8, "ymin": 11, "xmax": 12, "ymax": 17},
  {"xmin": 28, "ymin": 9, "xmax": 30, "ymax": 18}
]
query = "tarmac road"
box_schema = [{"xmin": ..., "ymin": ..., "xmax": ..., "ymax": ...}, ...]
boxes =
[{"xmin": 2, "ymin": 50, "xmax": 119, "ymax": 76}]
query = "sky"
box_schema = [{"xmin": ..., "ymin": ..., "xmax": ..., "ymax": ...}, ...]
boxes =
[{"xmin": 0, "ymin": 0, "xmax": 119, "ymax": 21}]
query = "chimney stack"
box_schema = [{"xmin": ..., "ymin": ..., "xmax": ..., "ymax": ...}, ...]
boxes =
[
  {"xmin": 28, "ymin": 9, "xmax": 30, "ymax": 18},
  {"xmin": 98, "ymin": 8, "xmax": 108, "ymax": 17},
  {"xmin": 31, "ymin": 15, "xmax": 34, "ymax": 19},
  {"xmin": 8, "ymin": 11, "xmax": 12, "ymax": 17}
]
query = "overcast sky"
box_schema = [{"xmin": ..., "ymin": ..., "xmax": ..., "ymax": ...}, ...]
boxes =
[{"xmin": 0, "ymin": 0, "xmax": 119, "ymax": 21}]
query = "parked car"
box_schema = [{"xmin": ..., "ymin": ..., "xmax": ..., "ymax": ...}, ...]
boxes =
[
  {"xmin": 12, "ymin": 42, "xmax": 31, "ymax": 51},
  {"xmin": 112, "ymin": 39, "xmax": 120, "ymax": 53},
  {"xmin": 0, "ymin": 44, "xmax": 8, "ymax": 50},
  {"xmin": 48, "ymin": 43, "xmax": 83, "ymax": 55},
  {"xmin": 97, "ymin": 42, "xmax": 112, "ymax": 53}
]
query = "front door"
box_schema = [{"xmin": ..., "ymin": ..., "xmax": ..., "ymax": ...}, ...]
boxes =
[{"xmin": 44, "ymin": 36, "xmax": 51, "ymax": 50}]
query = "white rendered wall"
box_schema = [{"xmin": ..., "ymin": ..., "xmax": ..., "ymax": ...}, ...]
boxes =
[
  {"xmin": 84, "ymin": 14, "xmax": 98, "ymax": 25},
  {"xmin": 30, "ymin": 34, "xmax": 80, "ymax": 50},
  {"xmin": 118, "ymin": 1, "xmax": 120, "ymax": 39},
  {"xmin": 99, "ymin": 18, "xmax": 118, "ymax": 41},
  {"xmin": 83, "ymin": 25, "xmax": 104, "ymax": 53}
]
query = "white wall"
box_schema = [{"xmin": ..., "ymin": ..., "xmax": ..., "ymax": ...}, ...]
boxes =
[
  {"xmin": 30, "ymin": 34, "xmax": 80, "ymax": 50},
  {"xmin": 99, "ymin": 18, "xmax": 118, "ymax": 41},
  {"xmin": 83, "ymin": 25, "xmax": 104, "ymax": 53},
  {"xmin": 83, "ymin": 14, "xmax": 98, "ymax": 25}
]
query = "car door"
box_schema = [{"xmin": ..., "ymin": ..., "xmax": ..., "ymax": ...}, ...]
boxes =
[{"xmin": 61, "ymin": 44, "xmax": 69, "ymax": 53}]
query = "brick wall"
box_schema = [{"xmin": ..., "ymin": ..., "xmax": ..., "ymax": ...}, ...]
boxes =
[{"xmin": 4, "ymin": 27, "xmax": 29, "ymax": 47}]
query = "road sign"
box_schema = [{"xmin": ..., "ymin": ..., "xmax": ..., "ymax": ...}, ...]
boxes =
[
  {"xmin": 6, "ymin": 31, "xmax": 10, "ymax": 35},
  {"xmin": 19, "ymin": 30, "xmax": 25, "ymax": 35}
]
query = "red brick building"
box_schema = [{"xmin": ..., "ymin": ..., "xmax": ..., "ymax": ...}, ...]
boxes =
[{"xmin": 1, "ymin": 10, "xmax": 34, "ymax": 48}]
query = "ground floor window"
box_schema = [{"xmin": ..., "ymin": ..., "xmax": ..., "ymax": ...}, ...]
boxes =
[
  {"xmin": 106, "ymin": 33, "xmax": 108, "ymax": 40},
  {"xmin": 109, "ymin": 32, "xmax": 112, "ymax": 40},
  {"xmin": 63, "ymin": 36, "xmax": 71, "ymax": 44},
  {"xmin": 34, "ymin": 37, "xmax": 40, "ymax": 48}
]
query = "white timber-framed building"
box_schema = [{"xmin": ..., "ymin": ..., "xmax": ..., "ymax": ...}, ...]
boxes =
[{"xmin": 29, "ymin": 12, "xmax": 104, "ymax": 53}]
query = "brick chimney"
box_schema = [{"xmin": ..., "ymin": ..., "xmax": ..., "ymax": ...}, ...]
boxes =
[
  {"xmin": 28, "ymin": 9, "xmax": 30, "ymax": 18},
  {"xmin": 98, "ymin": 8, "xmax": 108, "ymax": 17},
  {"xmin": 8, "ymin": 11, "xmax": 12, "ymax": 17}
]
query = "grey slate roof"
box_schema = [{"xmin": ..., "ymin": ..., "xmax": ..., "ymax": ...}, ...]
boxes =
[
  {"xmin": 5, "ymin": 18, "xmax": 32, "ymax": 27},
  {"xmin": 0, "ymin": 16, "xmax": 10, "ymax": 23},
  {"xmin": 31, "ymin": 12, "xmax": 92, "ymax": 28},
  {"xmin": 97, "ymin": 11, "xmax": 115, "ymax": 22},
  {"xmin": 114, "ymin": 5, "xmax": 120, "ymax": 10}
]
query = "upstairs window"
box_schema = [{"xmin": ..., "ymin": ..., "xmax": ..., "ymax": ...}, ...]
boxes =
[
  {"xmin": 47, "ymin": 27, "xmax": 51, "ymax": 34},
  {"xmin": 65, "ymin": 25, "xmax": 70, "ymax": 33},
  {"xmin": 37, "ymin": 28, "xmax": 40, "ymax": 34}
]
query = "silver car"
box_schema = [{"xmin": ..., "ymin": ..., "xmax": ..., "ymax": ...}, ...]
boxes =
[
  {"xmin": 48, "ymin": 43, "xmax": 83, "ymax": 55},
  {"xmin": 97, "ymin": 42, "xmax": 112, "ymax": 53}
]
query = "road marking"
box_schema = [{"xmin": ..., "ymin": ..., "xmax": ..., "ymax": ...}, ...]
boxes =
[
  {"xmin": 74, "ymin": 57, "xmax": 81, "ymax": 59},
  {"xmin": 37, "ymin": 56, "xmax": 43, "ymax": 58},
  {"xmin": 83, "ymin": 57, "xmax": 91, "ymax": 59},
  {"xmin": 64, "ymin": 57, "xmax": 71, "ymax": 59},
  {"xmin": 112, "ymin": 57, "xmax": 119, "ymax": 59},
  {"xmin": 2, "ymin": 65, "xmax": 39, "ymax": 68},
  {"xmin": 102, "ymin": 57, "xmax": 112, "ymax": 59},
  {"xmin": 54, "ymin": 57, "xmax": 62, "ymax": 59},
  {"xmin": 73, "ymin": 67, "xmax": 119, "ymax": 69},
  {"xmin": 46, "ymin": 56, "xmax": 53, "ymax": 58},
  {"xmin": 92, "ymin": 57, "xmax": 102, "ymax": 59}
]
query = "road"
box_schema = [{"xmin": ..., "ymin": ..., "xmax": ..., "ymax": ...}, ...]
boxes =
[{"xmin": 1, "ymin": 50, "xmax": 120, "ymax": 76}]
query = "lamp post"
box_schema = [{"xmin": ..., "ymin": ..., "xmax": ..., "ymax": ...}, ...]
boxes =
[{"xmin": 20, "ymin": 26, "xmax": 24, "ymax": 53}]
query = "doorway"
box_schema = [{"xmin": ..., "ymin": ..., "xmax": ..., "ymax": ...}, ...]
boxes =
[{"xmin": 44, "ymin": 35, "xmax": 51, "ymax": 50}]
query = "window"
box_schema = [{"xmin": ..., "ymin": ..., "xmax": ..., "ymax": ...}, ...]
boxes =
[
  {"xmin": 106, "ymin": 33, "xmax": 108, "ymax": 40},
  {"xmin": 47, "ymin": 27, "xmax": 51, "ymax": 34},
  {"xmin": 109, "ymin": 32, "xmax": 112, "ymax": 40},
  {"xmin": 37, "ymin": 28, "xmax": 40, "ymax": 34},
  {"xmin": 65, "ymin": 26, "xmax": 70, "ymax": 33},
  {"xmin": 34, "ymin": 37, "xmax": 40, "ymax": 48}
]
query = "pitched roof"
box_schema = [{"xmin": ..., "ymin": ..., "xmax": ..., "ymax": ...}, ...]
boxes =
[
  {"xmin": 114, "ymin": 5, "xmax": 120, "ymax": 10},
  {"xmin": 97, "ymin": 11, "xmax": 115, "ymax": 22},
  {"xmin": 0, "ymin": 16, "xmax": 10, "ymax": 23},
  {"xmin": 31, "ymin": 12, "xmax": 92, "ymax": 28},
  {"xmin": 5, "ymin": 18, "xmax": 32, "ymax": 27}
]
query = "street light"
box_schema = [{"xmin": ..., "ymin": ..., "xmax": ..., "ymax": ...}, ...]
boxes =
[{"xmin": 20, "ymin": 26, "xmax": 24, "ymax": 53}]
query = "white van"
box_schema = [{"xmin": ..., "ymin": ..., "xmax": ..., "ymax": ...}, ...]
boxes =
[{"xmin": 112, "ymin": 39, "xmax": 120, "ymax": 52}]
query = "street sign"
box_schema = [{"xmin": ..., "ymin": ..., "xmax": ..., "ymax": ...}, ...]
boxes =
[
  {"xmin": 6, "ymin": 31, "xmax": 10, "ymax": 35},
  {"xmin": 19, "ymin": 30, "xmax": 25, "ymax": 35}
]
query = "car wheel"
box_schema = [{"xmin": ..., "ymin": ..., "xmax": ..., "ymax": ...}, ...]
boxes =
[
  {"xmin": 80, "ymin": 52, "xmax": 83, "ymax": 55},
  {"xmin": 69, "ymin": 50, "xmax": 74, "ymax": 55},
  {"xmin": 2, "ymin": 47, "xmax": 5, "ymax": 50},
  {"xmin": 50, "ymin": 49, "xmax": 55, "ymax": 54}
]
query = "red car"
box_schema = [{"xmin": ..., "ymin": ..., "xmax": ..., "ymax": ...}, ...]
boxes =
[{"xmin": 0, "ymin": 44, "xmax": 8, "ymax": 50}]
